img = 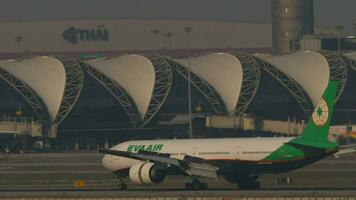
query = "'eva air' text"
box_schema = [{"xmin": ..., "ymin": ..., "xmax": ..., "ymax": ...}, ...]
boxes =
[{"xmin": 127, "ymin": 144, "xmax": 164, "ymax": 153}]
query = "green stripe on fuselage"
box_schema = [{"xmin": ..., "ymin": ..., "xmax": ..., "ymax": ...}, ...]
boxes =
[
  {"xmin": 263, "ymin": 142, "xmax": 332, "ymax": 162},
  {"xmin": 263, "ymin": 143, "xmax": 304, "ymax": 161}
]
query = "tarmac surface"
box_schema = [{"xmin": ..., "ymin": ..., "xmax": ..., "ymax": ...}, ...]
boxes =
[
  {"xmin": 0, "ymin": 150, "xmax": 356, "ymax": 192},
  {"xmin": 1, "ymin": 189, "xmax": 356, "ymax": 198}
]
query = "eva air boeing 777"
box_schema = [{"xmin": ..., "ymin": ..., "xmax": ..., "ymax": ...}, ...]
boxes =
[{"xmin": 100, "ymin": 81, "xmax": 354, "ymax": 190}]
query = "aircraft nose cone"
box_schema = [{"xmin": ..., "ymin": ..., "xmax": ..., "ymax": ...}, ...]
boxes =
[{"xmin": 102, "ymin": 154, "xmax": 114, "ymax": 171}]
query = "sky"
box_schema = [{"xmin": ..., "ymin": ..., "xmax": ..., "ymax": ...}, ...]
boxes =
[{"xmin": 0, "ymin": 0, "xmax": 355, "ymax": 34}]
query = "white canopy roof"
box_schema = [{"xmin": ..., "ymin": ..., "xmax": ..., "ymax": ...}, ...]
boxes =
[
  {"xmin": 344, "ymin": 52, "xmax": 356, "ymax": 61},
  {"xmin": 0, "ymin": 59, "xmax": 15, "ymax": 65},
  {"xmin": 176, "ymin": 53, "xmax": 243, "ymax": 114},
  {"xmin": 260, "ymin": 51, "xmax": 330, "ymax": 106},
  {"xmin": 0, "ymin": 56, "xmax": 66, "ymax": 122},
  {"xmin": 87, "ymin": 55, "xmax": 155, "ymax": 119}
]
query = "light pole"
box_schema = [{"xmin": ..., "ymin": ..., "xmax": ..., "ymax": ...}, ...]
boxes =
[
  {"xmin": 151, "ymin": 28, "xmax": 160, "ymax": 55},
  {"xmin": 335, "ymin": 25, "xmax": 343, "ymax": 52},
  {"xmin": 164, "ymin": 32, "xmax": 174, "ymax": 58},
  {"xmin": 184, "ymin": 26, "xmax": 193, "ymax": 139}
]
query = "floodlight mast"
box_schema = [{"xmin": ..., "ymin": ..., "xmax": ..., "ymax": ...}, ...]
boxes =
[
  {"xmin": 151, "ymin": 28, "xmax": 160, "ymax": 55},
  {"xmin": 184, "ymin": 26, "xmax": 193, "ymax": 139},
  {"xmin": 164, "ymin": 32, "xmax": 174, "ymax": 58},
  {"xmin": 335, "ymin": 25, "xmax": 343, "ymax": 53}
]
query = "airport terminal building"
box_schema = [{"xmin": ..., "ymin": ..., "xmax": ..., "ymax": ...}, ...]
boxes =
[
  {"xmin": 0, "ymin": 19, "xmax": 272, "ymax": 59},
  {"xmin": 0, "ymin": 51, "xmax": 356, "ymax": 149},
  {"xmin": 0, "ymin": 19, "xmax": 355, "ymax": 150}
]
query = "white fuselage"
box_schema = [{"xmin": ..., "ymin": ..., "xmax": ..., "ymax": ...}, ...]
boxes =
[{"xmin": 102, "ymin": 137, "xmax": 294, "ymax": 172}]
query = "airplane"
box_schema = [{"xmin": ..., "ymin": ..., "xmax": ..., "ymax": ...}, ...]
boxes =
[{"xmin": 100, "ymin": 81, "xmax": 355, "ymax": 190}]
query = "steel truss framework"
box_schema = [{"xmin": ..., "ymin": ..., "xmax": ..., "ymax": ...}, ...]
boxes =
[
  {"xmin": 253, "ymin": 57, "xmax": 314, "ymax": 117},
  {"xmin": 166, "ymin": 59, "xmax": 227, "ymax": 115},
  {"xmin": 79, "ymin": 61, "xmax": 140, "ymax": 127},
  {"xmin": 319, "ymin": 51, "xmax": 348, "ymax": 102},
  {"xmin": 343, "ymin": 56, "xmax": 356, "ymax": 72},
  {"xmin": 14, "ymin": 56, "xmax": 85, "ymax": 126},
  {"xmin": 0, "ymin": 68, "xmax": 49, "ymax": 123},
  {"xmin": 231, "ymin": 52, "xmax": 261, "ymax": 116},
  {"xmin": 142, "ymin": 55, "xmax": 173, "ymax": 127},
  {"xmin": 54, "ymin": 56, "xmax": 84, "ymax": 125}
]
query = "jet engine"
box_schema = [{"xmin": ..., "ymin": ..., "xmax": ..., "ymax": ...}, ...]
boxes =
[{"xmin": 129, "ymin": 162, "xmax": 166, "ymax": 184}]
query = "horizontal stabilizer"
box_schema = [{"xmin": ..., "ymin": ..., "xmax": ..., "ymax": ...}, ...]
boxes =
[
  {"xmin": 334, "ymin": 144, "xmax": 356, "ymax": 158},
  {"xmin": 288, "ymin": 138, "xmax": 337, "ymax": 149}
]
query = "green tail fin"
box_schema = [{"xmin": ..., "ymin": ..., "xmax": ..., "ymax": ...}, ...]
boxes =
[{"xmin": 291, "ymin": 81, "xmax": 338, "ymax": 148}]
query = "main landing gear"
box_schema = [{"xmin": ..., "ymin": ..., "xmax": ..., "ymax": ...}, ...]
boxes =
[
  {"xmin": 185, "ymin": 178, "xmax": 208, "ymax": 190},
  {"xmin": 225, "ymin": 174, "xmax": 261, "ymax": 189},
  {"xmin": 238, "ymin": 180, "xmax": 260, "ymax": 189},
  {"xmin": 238, "ymin": 175, "xmax": 260, "ymax": 189}
]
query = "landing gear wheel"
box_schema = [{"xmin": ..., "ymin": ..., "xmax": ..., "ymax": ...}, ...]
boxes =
[
  {"xmin": 185, "ymin": 182, "xmax": 192, "ymax": 190},
  {"xmin": 238, "ymin": 181, "xmax": 260, "ymax": 189},
  {"xmin": 200, "ymin": 182, "xmax": 208, "ymax": 190},
  {"xmin": 115, "ymin": 174, "xmax": 128, "ymax": 191},
  {"xmin": 185, "ymin": 181, "xmax": 208, "ymax": 190},
  {"xmin": 117, "ymin": 183, "xmax": 127, "ymax": 190}
]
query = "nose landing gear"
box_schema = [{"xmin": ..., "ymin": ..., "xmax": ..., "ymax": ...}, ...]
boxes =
[{"xmin": 114, "ymin": 173, "xmax": 128, "ymax": 190}]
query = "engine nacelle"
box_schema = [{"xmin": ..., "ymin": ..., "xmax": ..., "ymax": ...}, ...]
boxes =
[{"xmin": 129, "ymin": 162, "xmax": 166, "ymax": 184}]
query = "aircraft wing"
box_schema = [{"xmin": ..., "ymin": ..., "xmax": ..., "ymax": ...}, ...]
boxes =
[
  {"xmin": 333, "ymin": 144, "xmax": 356, "ymax": 158},
  {"xmin": 99, "ymin": 149, "xmax": 219, "ymax": 179}
]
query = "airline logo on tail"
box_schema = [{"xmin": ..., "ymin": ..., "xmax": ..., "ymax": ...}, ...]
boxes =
[
  {"xmin": 290, "ymin": 81, "xmax": 338, "ymax": 147},
  {"xmin": 312, "ymin": 98, "xmax": 329, "ymax": 127}
]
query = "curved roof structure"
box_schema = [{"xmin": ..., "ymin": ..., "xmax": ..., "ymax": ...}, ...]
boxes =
[
  {"xmin": 0, "ymin": 57, "xmax": 66, "ymax": 122},
  {"xmin": 176, "ymin": 53, "xmax": 243, "ymax": 114},
  {"xmin": 176, "ymin": 52, "xmax": 312, "ymax": 118},
  {"xmin": 0, "ymin": 56, "xmax": 84, "ymax": 129},
  {"xmin": 345, "ymin": 52, "xmax": 356, "ymax": 60},
  {"xmin": 165, "ymin": 59, "xmax": 227, "ymax": 115},
  {"xmin": 87, "ymin": 55, "xmax": 155, "ymax": 119},
  {"xmin": 0, "ymin": 59, "xmax": 50, "ymax": 123},
  {"xmin": 260, "ymin": 51, "xmax": 330, "ymax": 106},
  {"xmin": 330, "ymin": 52, "xmax": 356, "ymax": 124},
  {"xmin": 344, "ymin": 52, "xmax": 356, "ymax": 71},
  {"xmin": 230, "ymin": 52, "xmax": 260, "ymax": 115},
  {"xmin": 86, "ymin": 55, "xmax": 172, "ymax": 126},
  {"xmin": 248, "ymin": 55, "xmax": 313, "ymax": 119},
  {"xmin": 0, "ymin": 51, "xmax": 355, "ymax": 137},
  {"xmin": 0, "ymin": 59, "xmax": 15, "ymax": 65},
  {"xmin": 78, "ymin": 61, "xmax": 140, "ymax": 127},
  {"xmin": 318, "ymin": 51, "xmax": 348, "ymax": 102}
]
